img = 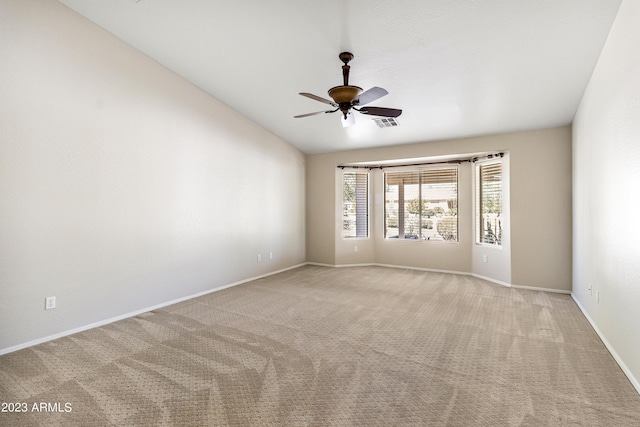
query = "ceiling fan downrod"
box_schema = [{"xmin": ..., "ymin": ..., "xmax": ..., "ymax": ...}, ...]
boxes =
[
  {"xmin": 329, "ymin": 52, "xmax": 362, "ymax": 118},
  {"xmin": 339, "ymin": 51, "xmax": 354, "ymax": 86}
]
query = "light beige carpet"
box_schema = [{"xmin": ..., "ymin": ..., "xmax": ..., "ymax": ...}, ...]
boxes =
[{"xmin": 1, "ymin": 265, "xmax": 639, "ymax": 426}]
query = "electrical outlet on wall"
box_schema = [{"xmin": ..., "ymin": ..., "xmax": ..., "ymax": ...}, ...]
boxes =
[{"xmin": 45, "ymin": 296, "xmax": 56, "ymax": 310}]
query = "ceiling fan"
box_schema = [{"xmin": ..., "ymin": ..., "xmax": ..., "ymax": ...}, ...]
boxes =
[{"xmin": 294, "ymin": 52, "xmax": 402, "ymax": 127}]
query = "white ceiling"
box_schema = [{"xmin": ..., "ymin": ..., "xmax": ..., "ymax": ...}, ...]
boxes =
[{"xmin": 58, "ymin": 0, "xmax": 622, "ymax": 154}]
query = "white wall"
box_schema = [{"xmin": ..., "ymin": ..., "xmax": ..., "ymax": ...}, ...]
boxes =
[
  {"xmin": 572, "ymin": 0, "xmax": 640, "ymax": 392},
  {"xmin": 0, "ymin": 0, "xmax": 305, "ymax": 352}
]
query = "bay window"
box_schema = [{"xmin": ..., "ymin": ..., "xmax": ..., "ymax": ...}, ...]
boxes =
[{"xmin": 384, "ymin": 167, "xmax": 458, "ymax": 241}]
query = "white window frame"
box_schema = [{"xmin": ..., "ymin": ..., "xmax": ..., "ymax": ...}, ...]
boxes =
[
  {"xmin": 342, "ymin": 170, "xmax": 369, "ymax": 239},
  {"xmin": 475, "ymin": 159, "xmax": 503, "ymax": 247},
  {"xmin": 383, "ymin": 165, "xmax": 459, "ymax": 242}
]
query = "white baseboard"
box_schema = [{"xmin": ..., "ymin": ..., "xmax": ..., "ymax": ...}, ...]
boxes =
[
  {"xmin": 305, "ymin": 262, "xmax": 337, "ymax": 268},
  {"xmin": 470, "ymin": 273, "xmax": 512, "ymax": 288},
  {"xmin": 374, "ymin": 263, "xmax": 469, "ymax": 277},
  {"xmin": 311, "ymin": 262, "xmax": 534, "ymax": 292},
  {"xmin": 510, "ymin": 283, "xmax": 571, "ymax": 294},
  {"xmin": 0, "ymin": 263, "xmax": 306, "ymax": 356},
  {"xmin": 315, "ymin": 261, "xmax": 469, "ymax": 277},
  {"xmin": 471, "ymin": 273, "xmax": 571, "ymax": 294},
  {"xmin": 571, "ymin": 294, "xmax": 640, "ymax": 396},
  {"xmin": 312, "ymin": 262, "xmax": 518, "ymax": 291},
  {"xmin": 308, "ymin": 262, "xmax": 572, "ymax": 293}
]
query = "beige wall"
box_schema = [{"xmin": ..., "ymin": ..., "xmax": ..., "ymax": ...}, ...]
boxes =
[
  {"xmin": 368, "ymin": 164, "xmax": 474, "ymax": 274},
  {"xmin": 572, "ymin": 0, "xmax": 640, "ymax": 393},
  {"xmin": 305, "ymin": 158, "xmax": 336, "ymax": 265},
  {"xmin": 0, "ymin": 0, "xmax": 305, "ymax": 352},
  {"xmin": 307, "ymin": 126, "xmax": 572, "ymax": 291}
]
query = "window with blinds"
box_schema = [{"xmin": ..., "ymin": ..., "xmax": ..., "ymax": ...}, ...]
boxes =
[
  {"xmin": 384, "ymin": 167, "xmax": 458, "ymax": 241},
  {"xmin": 476, "ymin": 161, "xmax": 502, "ymax": 245},
  {"xmin": 343, "ymin": 171, "xmax": 369, "ymax": 238}
]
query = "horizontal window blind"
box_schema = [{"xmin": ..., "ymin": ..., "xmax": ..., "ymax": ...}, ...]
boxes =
[
  {"xmin": 477, "ymin": 161, "xmax": 502, "ymax": 245},
  {"xmin": 384, "ymin": 167, "xmax": 458, "ymax": 241},
  {"xmin": 343, "ymin": 172, "xmax": 368, "ymax": 238},
  {"xmin": 422, "ymin": 168, "xmax": 458, "ymax": 241}
]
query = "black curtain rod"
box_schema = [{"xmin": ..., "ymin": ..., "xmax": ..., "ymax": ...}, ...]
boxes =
[
  {"xmin": 338, "ymin": 160, "xmax": 464, "ymax": 170},
  {"xmin": 470, "ymin": 152, "xmax": 505, "ymax": 163},
  {"xmin": 337, "ymin": 152, "xmax": 504, "ymax": 170}
]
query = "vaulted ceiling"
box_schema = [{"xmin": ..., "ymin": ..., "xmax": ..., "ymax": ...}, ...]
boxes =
[{"xmin": 59, "ymin": 0, "xmax": 622, "ymax": 154}]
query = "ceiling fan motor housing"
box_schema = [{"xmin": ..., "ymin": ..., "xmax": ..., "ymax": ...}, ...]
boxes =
[
  {"xmin": 328, "ymin": 85, "xmax": 362, "ymax": 117},
  {"xmin": 328, "ymin": 85, "xmax": 362, "ymax": 104},
  {"xmin": 329, "ymin": 86, "xmax": 362, "ymax": 119}
]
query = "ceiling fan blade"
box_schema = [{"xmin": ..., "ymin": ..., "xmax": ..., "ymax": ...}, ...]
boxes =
[
  {"xmin": 341, "ymin": 112, "xmax": 356, "ymax": 127},
  {"xmin": 294, "ymin": 110, "xmax": 335, "ymax": 118},
  {"xmin": 358, "ymin": 106, "xmax": 402, "ymax": 118},
  {"xmin": 299, "ymin": 92, "xmax": 337, "ymax": 106},
  {"xmin": 356, "ymin": 86, "xmax": 388, "ymax": 106}
]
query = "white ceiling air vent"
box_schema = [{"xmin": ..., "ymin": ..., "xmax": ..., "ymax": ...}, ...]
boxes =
[{"xmin": 373, "ymin": 117, "xmax": 399, "ymax": 128}]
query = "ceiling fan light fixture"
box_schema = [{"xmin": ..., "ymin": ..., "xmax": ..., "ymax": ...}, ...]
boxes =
[{"xmin": 341, "ymin": 111, "xmax": 356, "ymax": 128}]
